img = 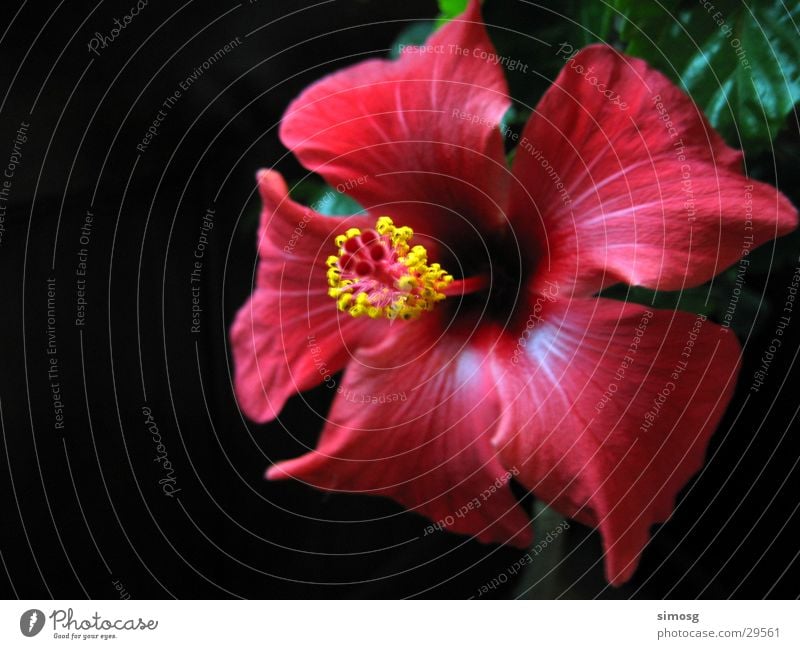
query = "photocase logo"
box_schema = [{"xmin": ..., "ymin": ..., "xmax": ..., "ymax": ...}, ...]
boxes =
[{"xmin": 20, "ymin": 609, "xmax": 45, "ymax": 637}]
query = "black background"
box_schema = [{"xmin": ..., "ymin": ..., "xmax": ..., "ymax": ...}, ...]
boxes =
[{"xmin": 1, "ymin": 0, "xmax": 798, "ymax": 599}]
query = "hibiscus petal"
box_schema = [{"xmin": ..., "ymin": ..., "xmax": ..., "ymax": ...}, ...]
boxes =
[
  {"xmin": 511, "ymin": 44, "xmax": 797, "ymax": 295},
  {"xmin": 279, "ymin": 0, "xmax": 511, "ymax": 236},
  {"xmin": 267, "ymin": 322, "xmax": 533, "ymax": 548},
  {"xmin": 230, "ymin": 170, "xmax": 388, "ymax": 422},
  {"xmin": 489, "ymin": 297, "xmax": 741, "ymax": 584}
]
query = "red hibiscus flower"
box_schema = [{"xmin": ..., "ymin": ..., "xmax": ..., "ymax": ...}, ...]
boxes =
[{"xmin": 230, "ymin": 0, "xmax": 797, "ymax": 584}]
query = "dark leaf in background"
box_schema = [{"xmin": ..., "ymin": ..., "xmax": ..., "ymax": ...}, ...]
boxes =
[
  {"xmin": 594, "ymin": 0, "xmax": 800, "ymax": 151},
  {"xmin": 291, "ymin": 181, "xmax": 367, "ymax": 217},
  {"xmin": 389, "ymin": 20, "xmax": 437, "ymax": 58}
]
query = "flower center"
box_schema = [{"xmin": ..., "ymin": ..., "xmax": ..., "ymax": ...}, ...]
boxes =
[{"xmin": 327, "ymin": 217, "xmax": 455, "ymax": 320}]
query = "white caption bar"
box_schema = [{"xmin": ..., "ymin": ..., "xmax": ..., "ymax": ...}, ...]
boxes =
[{"xmin": 0, "ymin": 599, "xmax": 796, "ymax": 648}]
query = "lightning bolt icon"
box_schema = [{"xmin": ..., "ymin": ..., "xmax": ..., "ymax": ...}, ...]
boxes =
[{"xmin": 28, "ymin": 612, "xmax": 38, "ymax": 632}]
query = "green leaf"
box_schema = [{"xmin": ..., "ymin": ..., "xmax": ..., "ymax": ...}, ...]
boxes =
[
  {"xmin": 482, "ymin": 3, "xmax": 566, "ymax": 110},
  {"xmin": 290, "ymin": 180, "xmax": 366, "ymax": 216},
  {"xmin": 598, "ymin": 283, "xmax": 715, "ymax": 317},
  {"xmin": 436, "ymin": 0, "xmax": 470, "ymax": 27},
  {"xmin": 597, "ymin": 269, "xmax": 778, "ymax": 340},
  {"xmin": 314, "ymin": 189, "xmax": 365, "ymax": 216},
  {"xmin": 593, "ymin": 0, "xmax": 800, "ymax": 152},
  {"xmin": 389, "ymin": 21, "xmax": 436, "ymax": 59},
  {"xmin": 682, "ymin": 2, "xmax": 800, "ymax": 151},
  {"xmin": 614, "ymin": 0, "xmax": 683, "ymax": 59},
  {"xmin": 576, "ymin": 0, "xmax": 623, "ymax": 45}
]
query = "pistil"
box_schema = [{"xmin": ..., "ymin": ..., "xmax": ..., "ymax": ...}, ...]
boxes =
[{"xmin": 328, "ymin": 217, "xmax": 477, "ymax": 320}]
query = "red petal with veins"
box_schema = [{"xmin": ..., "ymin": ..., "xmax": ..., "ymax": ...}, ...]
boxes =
[
  {"xmin": 230, "ymin": 170, "xmax": 389, "ymax": 422},
  {"xmin": 268, "ymin": 321, "xmax": 533, "ymax": 548},
  {"xmin": 511, "ymin": 45, "xmax": 797, "ymax": 296},
  {"xmin": 489, "ymin": 297, "xmax": 741, "ymax": 584},
  {"xmin": 279, "ymin": 0, "xmax": 511, "ymax": 238}
]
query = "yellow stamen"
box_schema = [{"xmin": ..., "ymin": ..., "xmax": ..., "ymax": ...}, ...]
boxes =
[{"xmin": 328, "ymin": 216, "xmax": 453, "ymax": 320}]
